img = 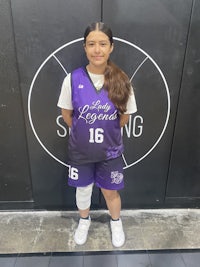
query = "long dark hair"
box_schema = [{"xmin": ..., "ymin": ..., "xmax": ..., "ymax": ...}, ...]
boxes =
[{"xmin": 84, "ymin": 22, "xmax": 131, "ymax": 113}]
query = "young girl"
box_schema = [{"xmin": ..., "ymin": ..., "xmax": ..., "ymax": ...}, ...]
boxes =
[{"xmin": 57, "ymin": 22, "xmax": 137, "ymax": 247}]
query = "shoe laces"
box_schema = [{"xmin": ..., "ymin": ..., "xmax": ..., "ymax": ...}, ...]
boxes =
[
  {"xmin": 77, "ymin": 219, "xmax": 90, "ymax": 232},
  {"xmin": 111, "ymin": 220, "xmax": 123, "ymax": 233}
]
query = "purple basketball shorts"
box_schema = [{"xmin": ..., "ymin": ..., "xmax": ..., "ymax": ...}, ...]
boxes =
[{"xmin": 68, "ymin": 156, "xmax": 124, "ymax": 190}]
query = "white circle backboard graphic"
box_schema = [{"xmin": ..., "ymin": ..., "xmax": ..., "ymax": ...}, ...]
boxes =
[{"xmin": 28, "ymin": 37, "xmax": 170, "ymax": 169}]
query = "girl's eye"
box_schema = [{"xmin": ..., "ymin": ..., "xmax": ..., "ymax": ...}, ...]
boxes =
[{"xmin": 88, "ymin": 43, "xmax": 94, "ymax": 46}]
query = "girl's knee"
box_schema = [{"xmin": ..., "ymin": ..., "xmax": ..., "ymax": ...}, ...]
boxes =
[{"xmin": 101, "ymin": 189, "xmax": 119, "ymax": 201}]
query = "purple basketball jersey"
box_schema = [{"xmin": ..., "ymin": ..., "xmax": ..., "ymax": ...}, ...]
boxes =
[{"xmin": 68, "ymin": 67, "xmax": 123, "ymax": 164}]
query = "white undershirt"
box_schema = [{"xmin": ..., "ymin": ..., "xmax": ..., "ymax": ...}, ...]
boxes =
[{"xmin": 57, "ymin": 72, "xmax": 137, "ymax": 114}]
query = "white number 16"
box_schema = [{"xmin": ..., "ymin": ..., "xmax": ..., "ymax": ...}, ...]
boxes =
[{"xmin": 89, "ymin": 128, "xmax": 104, "ymax": 143}]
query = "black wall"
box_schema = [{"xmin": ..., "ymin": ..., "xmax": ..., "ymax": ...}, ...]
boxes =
[{"xmin": 0, "ymin": 0, "xmax": 200, "ymax": 210}]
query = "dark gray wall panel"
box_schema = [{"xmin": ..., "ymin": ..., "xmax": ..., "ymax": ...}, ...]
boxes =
[
  {"xmin": 103, "ymin": 0, "xmax": 193, "ymax": 207},
  {"xmin": 11, "ymin": 0, "xmax": 101, "ymax": 208},
  {"xmin": 0, "ymin": 0, "xmax": 32, "ymax": 202},
  {"xmin": 166, "ymin": 0, "xmax": 200, "ymax": 204}
]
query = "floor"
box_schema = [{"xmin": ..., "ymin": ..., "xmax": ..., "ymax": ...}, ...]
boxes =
[
  {"xmin": 1, "ymin": 250, "xmax": 200, "ymax": 267},
  {"xmin": 0, "ymin": 209, "xmax": 200, "ymax": 266}
]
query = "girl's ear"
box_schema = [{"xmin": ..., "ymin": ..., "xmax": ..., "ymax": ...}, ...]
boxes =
[
  {"xmin": 83, "ymin": 43, "xmax": 87, "ymax": 52},
  {"xmin": 110, "ymin": 43, "xmax": 114, "ymax": 53}
]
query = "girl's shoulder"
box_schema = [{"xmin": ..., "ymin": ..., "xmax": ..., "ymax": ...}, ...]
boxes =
[{"xmin": 72, "ymin": 66, "xmax": 86, "ymax": 75}]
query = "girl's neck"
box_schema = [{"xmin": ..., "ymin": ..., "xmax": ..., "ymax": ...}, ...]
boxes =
[{"xmin": 86, "ymin": 64, "xmax": 106, "ymax": 75}]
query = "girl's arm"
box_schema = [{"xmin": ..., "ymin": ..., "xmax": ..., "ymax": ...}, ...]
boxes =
[{"xmin": 61, "ymin": 108, "xmax": 73, "ymax": 128}]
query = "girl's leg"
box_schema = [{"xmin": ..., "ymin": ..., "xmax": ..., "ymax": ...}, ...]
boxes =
[
  {"xmin": 74, "ymin": 184, "xmax": 93, "ymax": 245},
  {"xmin": 76, "ymin": 183, "xmax": 93, "ymax": 216},
  {"xmin": 101, "ymin": 188, "xmax": 125, "ymax": 248},
  {"xmin": 101, "ymin": 188, "xmax": 121, "ymax": 220},
  {"xmin": 79, "ymin": 208, "xmax": 90, "ymax": 218}
]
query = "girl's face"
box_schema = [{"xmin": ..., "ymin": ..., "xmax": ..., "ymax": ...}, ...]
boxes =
[{"xmin": 84, "ymin": 30, "xmax": 113, "ymax": 72}]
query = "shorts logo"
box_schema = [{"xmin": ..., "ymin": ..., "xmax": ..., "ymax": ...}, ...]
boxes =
[{"xmin": 111, "ymin": 171, "xmax": 124, "ymax": 184}]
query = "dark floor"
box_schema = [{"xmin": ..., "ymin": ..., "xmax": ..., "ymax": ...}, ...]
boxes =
[{"xmin": 1, "ymin": 250, "xmax": 200, "ymax": 267}]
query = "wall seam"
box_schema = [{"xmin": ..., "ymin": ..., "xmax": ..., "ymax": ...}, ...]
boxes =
[
  {"xmin": 101, "ymin": 0, "xmax": 104, "ymax": 21},
  {"xmin": 9, "ymin": 0, "xmax": 34, "ymax": 203},
  {"xmin": 164, "ymin": 0, "xmax": 196, "ymax": 202}
]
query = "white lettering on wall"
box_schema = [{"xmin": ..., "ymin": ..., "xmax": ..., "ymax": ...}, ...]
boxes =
[
  {"xmin": 56, "ymin": 115, "xmax": 68, "ymax": 137},
  {"xmin": 122, "ymin": 115, "xmax": 144, "ymax": 138},
  {"xmin": 56, "ymin": 114, "xmax": 143, "ymax": 138}
]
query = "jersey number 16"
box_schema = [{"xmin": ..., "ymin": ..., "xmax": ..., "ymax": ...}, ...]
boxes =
[{"xmin": 89, "ymin": 128, "xmax": 104, "ymax": 143}]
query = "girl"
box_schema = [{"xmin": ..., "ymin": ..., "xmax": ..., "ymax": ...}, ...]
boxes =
[{"xmin": 57, "ymin": 22, "xmax": 137, "ymax": 247}]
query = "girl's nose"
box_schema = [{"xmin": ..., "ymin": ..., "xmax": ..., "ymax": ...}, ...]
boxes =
[{"xmin": 94, "ymin": 44, "xmax": 100, "ymax": 53}]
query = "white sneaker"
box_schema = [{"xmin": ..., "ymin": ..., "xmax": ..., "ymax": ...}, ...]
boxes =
[
  {"xmin": 74, "ymin": 217, "xmax": 91, "ymax": 245},
  {"xmin": 110, "ymin": 218, "xmax": 125, "ymax": 247}
]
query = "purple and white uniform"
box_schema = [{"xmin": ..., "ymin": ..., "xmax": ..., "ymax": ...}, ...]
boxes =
[
  {"xmin": 57, "ymin": 66, "xmax": 137, "ymax": 189},
  {"xmin": 69, "ymin": 67, "xmax": 123, "ymax": 164}
]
